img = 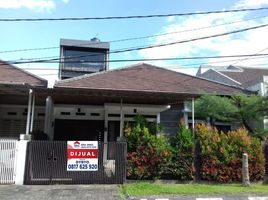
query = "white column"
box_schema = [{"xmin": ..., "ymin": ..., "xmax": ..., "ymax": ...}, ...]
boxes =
[
  {"xmin": 157, "ymin": 113, "xmax": 160, "ymax": 124},
  {"xmin": 184, "ymin": 112, "xmax": 189, "ymax": 129},
  {"xmin": 15, "ymin": 137, "xmax": 30, "ymax": 185},
  {"xmin": 260, "ymin": 82, "xmax": 265, "ymax": 96},
  {"xmin": 119, "ymin": 99, "xmax": 124, "ymax": 138},
  {"xmin": 44, "ymin": 96, "xmax": 54, "ymax": 140},
  {"xmin": 192, "ymin": 97, "xmax": 195, "ymax": 136},
  {"xmin": 30, "ymin": 93, "xmax": 35, "ymax": 133},
  {"xmin": 26, "ymin": 89, "xmax": 33, "ymax": 135},
  {"xmin": 156, "ymin": 113, "xmax": 161, "ymax": 136}
]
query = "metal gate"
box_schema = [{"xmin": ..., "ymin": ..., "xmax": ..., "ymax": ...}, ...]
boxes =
[
  {"xmin": 24, "ymin": 141, "xmax": 127, "ymax": 184},
  {"xmin": 0, "ymin": 139, "xmax": 17, "ymax": 184}
]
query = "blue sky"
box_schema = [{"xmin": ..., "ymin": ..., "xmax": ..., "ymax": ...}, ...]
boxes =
[{"xmin": 0, "ymin": 0, "xmax": 268, "ymax": 86}]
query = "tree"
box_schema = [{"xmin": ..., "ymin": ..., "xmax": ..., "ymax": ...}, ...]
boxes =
[
  {"xmin": 195, "ymin": 94, "xmax": 237, "ymax": 126},
  {"xmin": 231, "ymin": 94, "xmax": 265, "ymax": 133},
  {"xmin": 195, "ymin": 93, "xmax": 268, "ymax": 137}
]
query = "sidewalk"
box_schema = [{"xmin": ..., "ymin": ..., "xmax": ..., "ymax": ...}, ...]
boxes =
[{"xmin": 0, "ymin": 184, "xmax": 121, "ymax": 200}]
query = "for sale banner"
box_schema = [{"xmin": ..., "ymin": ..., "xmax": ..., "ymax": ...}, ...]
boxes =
[{"xmin": 67, "ymin": 141, "xmax": 98, "ymax": 171}]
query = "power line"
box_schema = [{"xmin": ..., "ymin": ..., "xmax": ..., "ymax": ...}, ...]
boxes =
[
  {"xmin": 4, "ymin": 21, "xmax": 268, "ymax": 64},
  {"xmin": 5, "ymin": 56, "xmax": 268, "ymax": 78},
  {"xmin": 172, "ymin": 56, "xmax": 268, "ymax": 68},
  {"xmin": 116, "ymin": 22, "xmax": 268, "ymax": 53},
  {"xmin": 1, "ymin": 7, "xmax": 268, "ymax": 22},
  {"xmin": 1, "ymin": 53, "xmax": 266, "ymax": 67},
  {"xmin": 27, "ymin": 62, "xmax": 268, "ymax": 76},
  {"xmin": 106, "ymin": 14, "xmax": 268, "ymax": 43},
  {"xmin": 1, "ymin": 21, "xmax": 268, "ymax": 68},
  {"xmin": 231, "ymin": 46, "xmax": 268, "ymax": 65},
  {"xmin": 0, "ymin": 54, "xmax": 267, "ymax": 71},
  {"xmin": 2, "ymin": 14, "xmax": 267, "ymax": 55}
]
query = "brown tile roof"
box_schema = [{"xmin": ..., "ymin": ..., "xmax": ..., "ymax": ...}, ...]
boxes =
[
  {"xmin": 0, "ymin": 59, "xmax": 47, "ymax": 87},
  {"xmin": 55, "ymin": 63, "xmax": 248, "ymax": 96},
  {"xmin": 221, "ymin": 67, "xmax": 268, "ymax": 87}
]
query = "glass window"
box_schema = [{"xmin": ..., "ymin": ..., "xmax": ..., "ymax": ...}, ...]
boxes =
[{"xmin": 63, "ymin": 50, "xmax": 105, "ymax": 71}]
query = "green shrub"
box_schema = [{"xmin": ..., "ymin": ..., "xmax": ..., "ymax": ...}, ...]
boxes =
[
  {"xmin": 125, "ymin": 120, "xmax": 171, "ymax": 180},
  {"xmin": 169, "ymin": 123, "xmax": 195, "ymax": 180},
  {"xmin": 195, "ymin": 124, "xmax": 265, "ymax": 182}
]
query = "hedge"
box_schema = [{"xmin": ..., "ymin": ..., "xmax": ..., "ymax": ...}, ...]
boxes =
[{"xmin": 195, "ymin": 124, "xmax": 265, "ymax": 182}]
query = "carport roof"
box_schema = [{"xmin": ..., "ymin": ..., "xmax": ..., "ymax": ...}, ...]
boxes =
[{"xmin": 55, "ymin": 63, "xmax": 250, "ymax": 97}]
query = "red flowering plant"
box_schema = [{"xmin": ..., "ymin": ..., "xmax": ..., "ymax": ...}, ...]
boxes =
[
  {"xmin": 125, "ymin": 115, "xmax": 171, "ymax": 180},
  {"xmin": 195, "ymin": 124, "xmax": 264, "ymax": 183}
]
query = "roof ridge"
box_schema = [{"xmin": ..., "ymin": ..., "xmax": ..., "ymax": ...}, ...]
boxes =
[
  {"xmin": 55, "ymin": 62, "xmax": 248, "ymax": 92},
  {"xmin": 210, "ymin": 69, "xmax": 242, "ymax": 85}
]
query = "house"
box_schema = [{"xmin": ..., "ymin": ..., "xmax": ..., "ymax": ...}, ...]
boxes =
[
  {"xmin": 0, "ymin": 59, "xmax": 47, "ymax": 138},
  {"xmin": 197, "ymin": 65, "xmax": 268, "ymax": 129},
  {"xmin": 0, "ymin": 61, "xmax": 251, "ymax": 185},
  {"xmin": 197, "ymin": 65, "xmax": 268, "ymax": 96},
  {"xmin": 50, "ymin": 63, "xmax": 249, "ymax": 140},
  {"xmin": 0, "ymin": 59, "xmax": 250, "ymax": 140}
]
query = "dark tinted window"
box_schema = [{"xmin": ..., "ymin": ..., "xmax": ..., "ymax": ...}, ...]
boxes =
[{"xmin": 63, "ymin": 50, "xmax": 105, "ymax": 71}]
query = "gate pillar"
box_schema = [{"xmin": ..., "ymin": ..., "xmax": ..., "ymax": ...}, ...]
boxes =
[{"xmin": 15, "ymin": 134, "xmax": 31, "ymax": 185}]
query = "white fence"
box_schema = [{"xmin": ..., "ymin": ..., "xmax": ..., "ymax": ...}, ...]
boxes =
[{"xmin": 0, "ymin": 139, "xmax": 17, "ymax": 184}]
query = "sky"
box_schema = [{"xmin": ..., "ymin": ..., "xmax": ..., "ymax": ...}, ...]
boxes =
[{"xmin": 0, "ymin": 0, "xmax": 268, "ymax": 87}]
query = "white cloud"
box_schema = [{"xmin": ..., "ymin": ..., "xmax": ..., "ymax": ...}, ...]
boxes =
[
  {"xmin": 138, "ymin": 0, "xmax": 268, "ymax": 75},
  {"xmin": 166, "ymin": 16, "xmax": 176, "ymax": 23},
  {"xmin": 234, "ymin": 0, "xmax": 268, "ymax": 8},
  {"xmin": 0, "ymin": 0, "xmax": 71, "ymax": 12}
]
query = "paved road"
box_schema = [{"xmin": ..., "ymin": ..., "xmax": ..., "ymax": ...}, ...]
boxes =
[
  {"xmin": 0, "ymin": 184, "xmax": 122, "ymax": 200},
  {"xmin": 1, "ymin": 185, "xmax": 268, "ymax": 200}
]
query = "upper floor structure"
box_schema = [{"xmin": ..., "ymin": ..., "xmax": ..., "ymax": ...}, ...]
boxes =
[{"xmin": 59, "ymin": 38, "xmax": 110, "ymax": 80}]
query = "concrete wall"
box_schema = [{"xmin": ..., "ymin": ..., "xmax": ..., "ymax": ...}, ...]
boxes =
[
  {"xmin": 247, "ymin": 82, "xmax": 264, "ymax": 95},
  {"xmin": 246, "ymin": 77, "xmax": 267, "ymax": 129}
]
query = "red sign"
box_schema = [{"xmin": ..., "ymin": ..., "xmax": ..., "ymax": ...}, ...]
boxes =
[{"xmin": 67, "ymin": 149, "xmax": 98, "ymax": 159}]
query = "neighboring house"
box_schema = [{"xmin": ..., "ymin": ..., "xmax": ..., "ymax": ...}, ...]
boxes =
[
  {"xmin": 197, "ymin": 65, "xmax": 268, "ymax": 96},
  {"xmin": 197, "ymin": 65, "xmax": 268, "ymax": 129},
  {"xmin": 0, "ymin": 60, "xmax": 47, "ymax": 138},
  {"xmin": 0, "ymin": 60, "xmax": 47, "ymax": 88}
]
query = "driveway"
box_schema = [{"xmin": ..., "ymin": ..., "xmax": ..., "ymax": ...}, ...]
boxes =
[{"xmin": 0, "ymin": 184, "xmax": 122, "ymax": 200}]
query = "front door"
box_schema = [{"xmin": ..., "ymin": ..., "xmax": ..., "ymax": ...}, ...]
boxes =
[{"xmin": 54, "ymin": 119, "xmax": 104, "ymax": 141}]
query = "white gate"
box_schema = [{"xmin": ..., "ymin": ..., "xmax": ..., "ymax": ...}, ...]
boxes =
[{"xmin": 0, "ymin": 139, "xmax": 17, "ymax": 184}]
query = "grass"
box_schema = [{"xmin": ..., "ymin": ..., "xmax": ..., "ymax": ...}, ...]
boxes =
[{"xmin": 120, "ymin": 182, "xmax": 268, "ymax": 196}]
